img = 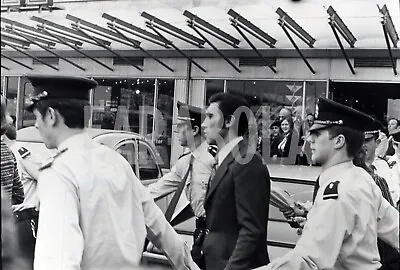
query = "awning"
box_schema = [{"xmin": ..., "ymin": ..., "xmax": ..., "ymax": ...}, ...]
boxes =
[{"xmin": 1, "ymin": 0, "xmax": 399, "ymax": 74}]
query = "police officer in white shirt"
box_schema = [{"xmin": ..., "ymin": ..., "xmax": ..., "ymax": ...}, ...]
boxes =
[
  {"xmin": 25, "ymin": 75, "xmax": 199, "ymax": 270},
  {"xmin": 364, "ymin": 119, "xmax": 400, "ymax": 205},
  {"xmin": 256, "ymin": 98, "xmax": 399, "ymax": 270},
  {"xmin": 148, "ymin": 102, "xmax": 214, "ymax": 268}
]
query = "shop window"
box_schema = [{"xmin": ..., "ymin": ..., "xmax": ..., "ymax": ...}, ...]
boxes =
[
  {"xmin": 155, "ymin": 79, "xmax": 174, "ymax": 168},
  {"xmin": 93, "ymin": 78, "xmax": 155, "ymax": 135},
  {"xmin": 5, "ymin": 77, "xmax": 19, "ymax": 124},
  {"xmin": 205, "ymin": 79, "xmax": 224, "ymax": 105}
]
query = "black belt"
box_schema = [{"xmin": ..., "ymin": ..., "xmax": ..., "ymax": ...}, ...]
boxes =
[
  {"xmin": 196, "ymin": 216, "xmax": 206, "ymax": 229},
  {"xmin": 14, "ymin": 208, "xmax": 39, "ymax": 222}
]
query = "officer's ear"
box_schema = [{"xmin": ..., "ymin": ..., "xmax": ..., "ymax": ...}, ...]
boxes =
[
  {"xmin": 333, "ymin": 134, "xmax": 346, "ymax": 150},
  {"xmin": 192, "ymin": 125, "xmax": 200, "ymax": 137},
  {"xmin": 45, "ymin": 107, "xmax": 59, "ymax": 127}
]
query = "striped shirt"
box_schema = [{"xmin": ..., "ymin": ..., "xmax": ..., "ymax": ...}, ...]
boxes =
[
  {"xmin": 370, "ymin": 165, "xmax": 394, "ymax": 206},
  {"xmin": 1, "ymin": 141, "xmax": 24, "ymax": 205}
]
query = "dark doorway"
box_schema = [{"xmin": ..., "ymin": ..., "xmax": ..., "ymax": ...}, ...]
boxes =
[{"xmin": 330, "ymin": 81, "xmax": 400, "ymax": 124}]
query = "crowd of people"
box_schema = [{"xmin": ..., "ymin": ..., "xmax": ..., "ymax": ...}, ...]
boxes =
[{"xmin": 1, "ymin": 75, "xmax": 399, "ymax": 270}]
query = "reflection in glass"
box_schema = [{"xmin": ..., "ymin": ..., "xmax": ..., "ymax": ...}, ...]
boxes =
[{"xmin": 205, "ymin": 79, "xmax": 224, "ymax": 105}]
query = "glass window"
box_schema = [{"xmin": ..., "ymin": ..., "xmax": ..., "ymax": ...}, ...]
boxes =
[
  {"xmin": 22, "ymin": 80, "xmax": 35, "ymax": 128},
  {"xmin": 5, "ymin": 77, "xmax": 19, "ymax": 124},
  {"xmin": 93, "ymin": 78, "xmax": 155, "ymax": 136},
  {"xmin": 115, "ymin": 142, "xmax": 137, "ymax": 174},
  {"xmin": 155, "ymin": 79, "xmax": 174, "ymax": 168},
  {"xmin": 205, "ymin": 79, "xmax": 224, "ymax": 105},
  {"xmin": 138, "ymin": 141, "xmax": 160, "ymax": 180}
]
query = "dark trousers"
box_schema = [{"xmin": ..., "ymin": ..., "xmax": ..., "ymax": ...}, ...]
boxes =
[
  {"xmin": 191, "ymin": 217, "xmax": 207, "ymax": 269},
  {"xmin": 15, "ymin": 209, "xmax": 38, "ymax": 270}
]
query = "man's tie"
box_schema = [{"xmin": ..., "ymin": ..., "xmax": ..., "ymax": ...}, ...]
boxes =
[
  {"xmin": 206, "ymin": 145, "xmax": 218, "ymax": 194},
  {"xmin": 312, "ymin": 177, "xmax": 320, "ymax": 203}
]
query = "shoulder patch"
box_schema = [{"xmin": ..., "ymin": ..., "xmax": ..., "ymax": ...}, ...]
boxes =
[
  {"xmin": 39, "ymin": 148, "xmax": 68, "ymax": 171},
  {"xmin": 17, "ymin": 147, "xmax": 31, "ymax": 159},
  {"xmin": 323, "ymin": 181, "xmax": 340, "ymax": 200},
  {"xmin": 178, "ymin": 151, "xmax": 190, "ymax": 159}
]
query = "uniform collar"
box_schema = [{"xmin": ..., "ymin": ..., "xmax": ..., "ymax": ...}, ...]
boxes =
[
  {"xmin": 57, "ymin": 130, "xmax": 91, "ymax": 151},
  {"xmin": 319, "ymin": 160, "xmax": 354, "ymax": 187},
  {"xmin": 192, "ymin": 141, "xmax": 208, "ymax": 159},
  {"xmin": 217, "ymin": 136, "xmax": 243, "ymax": 166}
]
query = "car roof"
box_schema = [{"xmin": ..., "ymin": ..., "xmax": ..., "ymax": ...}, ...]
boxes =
[{"xmin": 16, "ymin": 126, "xmax": 146, "ymax": 143}]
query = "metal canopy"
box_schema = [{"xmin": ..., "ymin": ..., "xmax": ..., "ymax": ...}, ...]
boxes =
[
  {"xmin": 2, "ymin": 40, "xmax": 59, "ymax": 71},
  {"xmin": 379, "ymin": 4, "xmax": 398, "ymax": 75},
  {"xmin": 141, "ymin": 11, "xmax": 207, "ymax": 72},
  {"xmin": 1, "ymin": 52, "xmax": 33, "ymax": 70},
  {"xmin": 66, "ymin": 14, "xmax": 143, "ymax": 71},
  {"xmin": 228, "ymin": 9, "xmax": 277, "ymax": 74},
  {"xmin": 327, "ymin": 6, "xmax": 356, "ymax": 75},
  {"xmin": 276, "ymin": 7, "xmax": 316, "ymax": 74},
  {"xmin": 102, "ymin": 13, "xmax": 174, "ymax": 72},
  {"xmin": 184, "ymin": 10, "xmax": 241, "ymax": 73},
  {"xmin": 31, "ymin": 16, "xmax": 114, "ymax": 71}
]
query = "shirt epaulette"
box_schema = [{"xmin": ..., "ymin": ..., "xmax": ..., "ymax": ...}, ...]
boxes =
[
  {"xmin": 17, "ymin": 147, "xmax": 31, "ymax": 159},
  {"xmin": 178, "ymin": 152, "xmax": 191, "ymax": 159},
  {"xmin": 323, "ymin": 181, "xmax": 340, "ymax": 200},
  {"xmin": 39, "ymin": 148, "xmax": 68, "ymax": 171},
  {"xmin": 388, "ymin": 160, "xmax": 397, "ymax": 168},
  {"xmin": 376, "ymin": 156, "xmax": 389, "ymax": 165}
]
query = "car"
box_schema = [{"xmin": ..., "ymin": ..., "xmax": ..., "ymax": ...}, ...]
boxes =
[
  {"xmin": 16, "ymin": 127, "xmax": 321, "ymax": 266},
  {"xmin": 16, "ymin": 126, "xmax": 172, "ymax": 212},
  {"xmin": 143, "ymin": 164, "xmax": 321, "ymax": 266}
]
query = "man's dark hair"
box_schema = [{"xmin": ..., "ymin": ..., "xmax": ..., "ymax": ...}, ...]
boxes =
[
  {"xmin": 327, "ymin": 125, "xmax": 364, "ymax": 158},
  {"xmin": 29, "ymin": 99, "xmax": 89, "ymax": 129},
  {"xmin": 208, "ymin": 93, "xmax": 250, "ymax": 136}
]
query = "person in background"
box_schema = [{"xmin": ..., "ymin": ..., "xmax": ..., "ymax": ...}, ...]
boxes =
[
  {"xmin": 3, "ymin": 124, "xmax": 43, "ymax": 269},
  {"xmin": 201, "ymin": 93, "xmax": 270, "ymax": 270},
  {"xmin": 1, "ymin": 95, "xmax": 24, "ymax": 205},
  {"xmin": 1, "ymin": 95, "xmax": 27, "ymax": 269},
  {"xmin": 364, "ymin": 119, "xmax": 399, "ymax": 206},
  {"xmin": 305, "ymin": 113, "xmax": 315, "ymax": 128},
  {"xmin": 386, "ymin": 118, "xmax": 399, "ymax": 156},
  {"xmin": 25, "ymin": 75, "xmax": 199, "ymax": 270},
  {"xmin": 277, "ymin": 117, "xmax": 294, "ymax": 158},
  {"xmin": 258, "ymin": 97, "xmax": 399, "ymax": 270},
  {"xmin": 268, "ymin": 119, "xmax": 282, "ymax": 158},
  {"xmin": 388, "ymin": 118, "xmax": 399, "ymax": 133},
  {"xmin": 277, "ymin": 107, "xmax": 292, "ymax": 121},
  {"xmin": 388, "ymin": 128, "xmax": 400, "ymax": 210}
]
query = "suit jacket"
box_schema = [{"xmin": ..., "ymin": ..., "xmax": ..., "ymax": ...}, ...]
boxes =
[{"xmin": 202, "ymin": 140, "xmax": 270, "ymax": 270}]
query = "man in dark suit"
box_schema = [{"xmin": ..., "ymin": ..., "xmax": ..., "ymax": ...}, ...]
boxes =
[{"xmin": 201, "ymin": 93, "xmax": 271, "ymax": 270}]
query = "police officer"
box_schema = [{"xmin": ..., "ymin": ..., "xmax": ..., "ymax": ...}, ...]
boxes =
[
  {"xmin": 148, "ymin": 101, "xmax": 214, "ymax": 268},
  {"xmin": 257, "ymin": 98, "xmax": 399, "ymax": 270},
  {"xmin": 3, "ymin": 124, "xmax": 43, "ymax": 269},
  {"xmin": 25, "ymin": 75, "xmax": 199, "ymax": 270},
  {"xmin": 388, "ymin": 128, "xmax": 400, "ymax": 209},
  {"xmin": 364, "ymin": 119, "xmax": 399, "ymax": 205}
]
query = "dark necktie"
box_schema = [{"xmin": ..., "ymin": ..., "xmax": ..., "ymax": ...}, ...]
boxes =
[
  {"xmin": 206, "ymin": 145, "xmax": 218, "ymax": 194},
  {"xmin": 312, "ymin": 177, "xmax": 320, "ymax": 203}
]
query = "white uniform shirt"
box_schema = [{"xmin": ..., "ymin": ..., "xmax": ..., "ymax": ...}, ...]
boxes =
[
  {"xmin": 261, "ymin": 161, "xmax": 399, "ymax": 270},
  {"xmin": 373, "ymin": 157, "xmax": 400, "ymax": 204},
  {"xmin": 388, "ymin": 154, "xmax": 400, "ymax": 205},
  {"xmin": 148, "ymin": 141, "xmax": 214, "ymax": 217},
  {"xmin": 34, "ymin": 132, "xmax": 197, "ymax": 270},
  {"xmin": 9, "ymin": 142, "xmax": 43, "ymax": 211}
]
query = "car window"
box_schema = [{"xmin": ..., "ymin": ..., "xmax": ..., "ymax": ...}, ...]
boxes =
[
  {"xmin": 138, "ymin": 141, "xmax": 160, "ymax": 180},
  {"xmin": 115, "ymin": 142, "xmax": 136, "ymax": 174}
]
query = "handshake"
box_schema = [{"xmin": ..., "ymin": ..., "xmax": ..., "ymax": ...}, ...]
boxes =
[
  {"xmin": 269, "ymin": 181, "xmax": 312, "ymax": 234},
  {"xmin": 279, "ymin": 201, "xmax": 312, "ymax": 235}
]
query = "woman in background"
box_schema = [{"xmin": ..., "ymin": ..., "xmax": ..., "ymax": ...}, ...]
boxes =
[{"xmin": 276, "ymin": 117, "xmax": 294, "ymax": 157}]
